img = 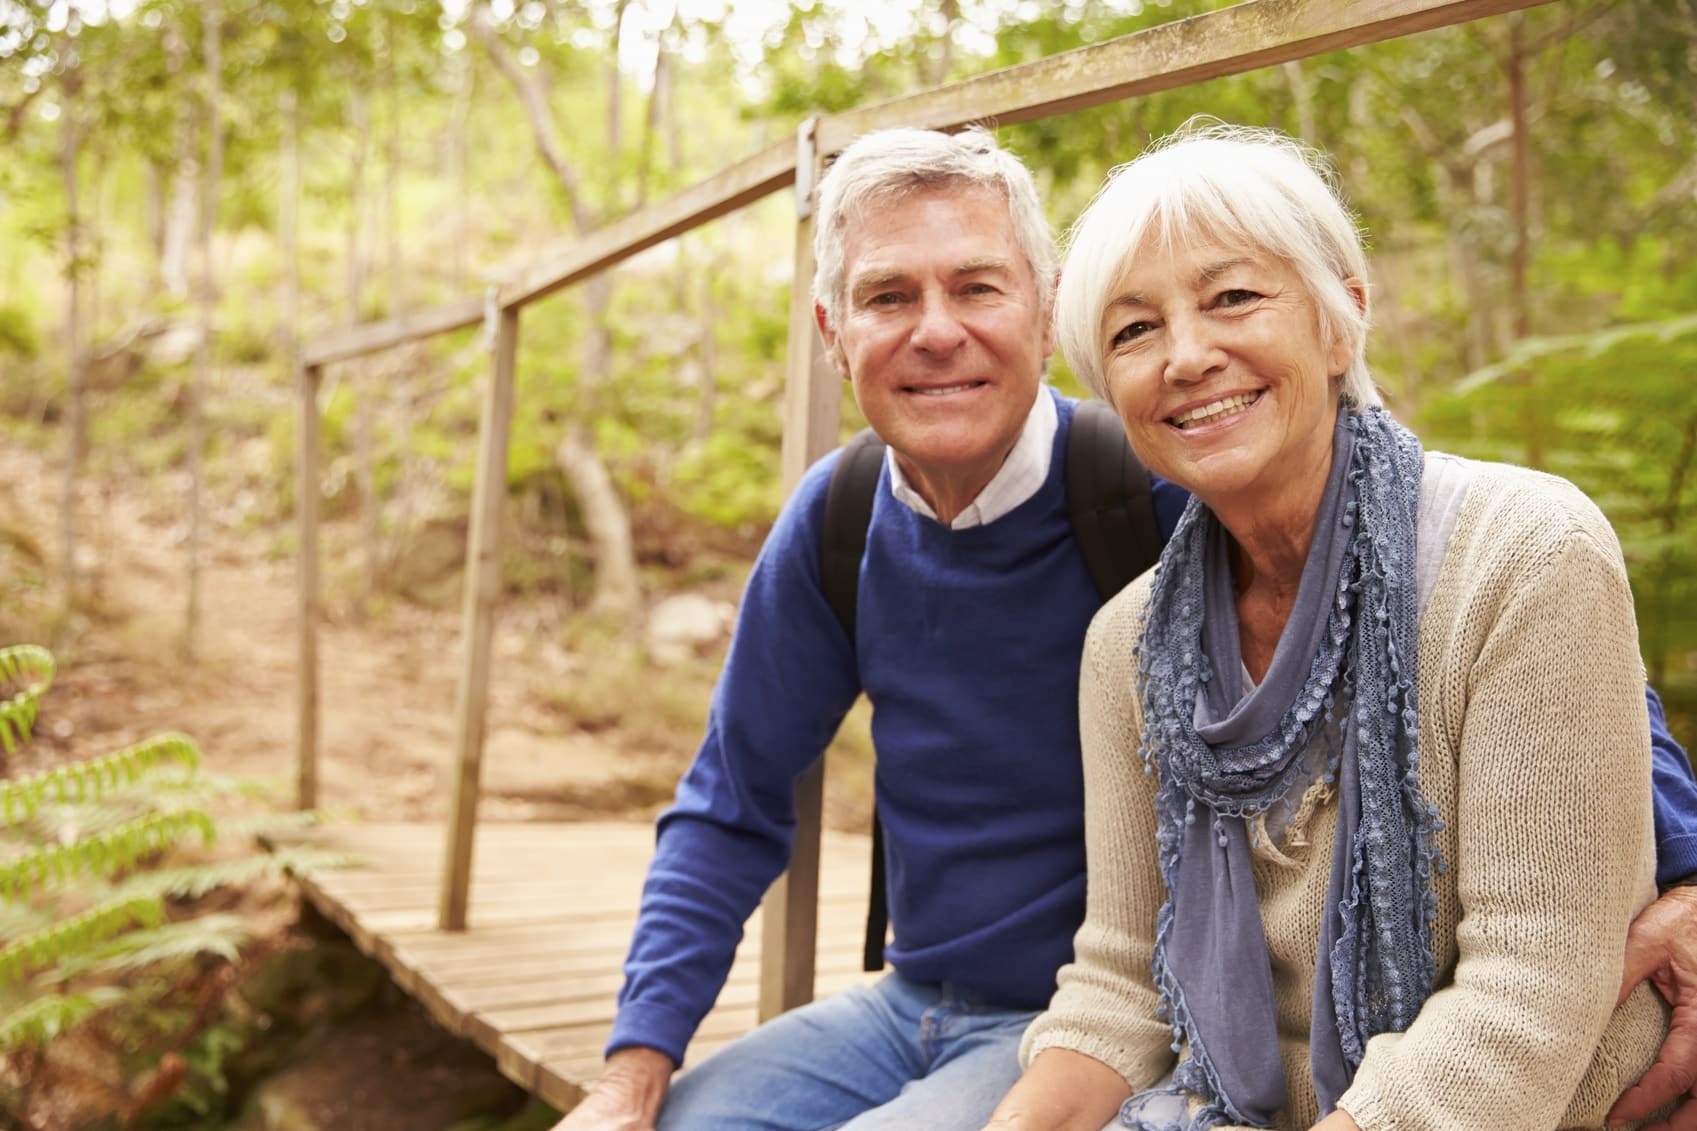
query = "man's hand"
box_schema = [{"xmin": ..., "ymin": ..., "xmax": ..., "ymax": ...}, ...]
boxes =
[
  {"xmin": 551, "ymin": 1046, "xmax": 674, "ymax": 1131},
  {"xmin": 1610, "ymin": 886, "xmax": 1697, "ymax": 1130}
]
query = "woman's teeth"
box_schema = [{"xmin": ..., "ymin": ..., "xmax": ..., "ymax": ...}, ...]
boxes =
[{"xmin": 1172, "ymin": 392, "xmax": 1259, "ymax": 429}]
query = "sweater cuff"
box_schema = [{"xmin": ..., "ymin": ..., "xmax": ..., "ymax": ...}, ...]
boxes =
[
  {"xmin": 1656, "ymin": 833, "xmax": 1697, "ymax": 890},
  {"xmin": 605, "ymin": 1000, "xmax": 695, "ymax": 1068}
]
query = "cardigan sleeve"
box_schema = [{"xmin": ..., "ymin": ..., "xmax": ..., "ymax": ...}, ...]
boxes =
[
  {"xmin": 1337, "ymin": 519, "xmax": 1657, "ymax": 1130},
  {"xmin": 1020, "ymin": 583, "xmax": 1176, "ymax": 1090}
]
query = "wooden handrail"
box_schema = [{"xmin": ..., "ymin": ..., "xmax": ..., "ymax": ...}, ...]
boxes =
[
  {"xmin": 302, "ymin": 295, "xmax": 486, "ymax": 369},
  {"xmin": 816, "ymin": 0, "xmax": 1549, "ymax": 151},
  {"xmin": 497, "ymin": 139, "xmax": 797, "ymax": 311}
]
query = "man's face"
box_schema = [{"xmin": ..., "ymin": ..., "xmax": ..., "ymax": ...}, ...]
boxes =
[{"xmin": 818, "ymin": 186, "xmax": 1054, "ymax": 508}]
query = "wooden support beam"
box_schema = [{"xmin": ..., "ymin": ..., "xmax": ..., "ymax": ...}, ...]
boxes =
[
  {"xmin": 816, "ymin": 0, "xmax": 1555, "ymax": 153},
  {"xmin": 296, "ymin": 362, "xmax": 322, "ymax": 811},
  {"xmin": 303, "ymin": 295, "xmax": 485, "ymax": 369},
  {"xmin": 440, "ymin": 294, "xmax": 520, "ymax": 931},
  {"xmin": 497, "ymin": 140, "xmax": 796, "ymax": 311},
  {"xmin": 759, "ymin": 118, "xmax": 838, "ymax": 1023}
]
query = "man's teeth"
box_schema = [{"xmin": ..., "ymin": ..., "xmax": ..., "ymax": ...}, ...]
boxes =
[
  {"xmin": 912, "ymin": 383, "xmax": 978, "ymax": 396},
  {"xmin": 1172, "ymin": 392, "xmax": 1258, "ymax": 429}
]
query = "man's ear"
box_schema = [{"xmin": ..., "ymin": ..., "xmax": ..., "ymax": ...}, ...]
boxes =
[{"xmin": 815, "ymin": 303, "xmax": 849, "ymax": 379}]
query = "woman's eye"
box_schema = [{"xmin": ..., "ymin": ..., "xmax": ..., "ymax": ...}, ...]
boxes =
[
  {"xmin": 1110, "ymin": 321, "xmax": 1154, "ymax": 347},
  {"xmin": 1216, "ymin": 288, "xmax": 1260, "ymax": 308}
]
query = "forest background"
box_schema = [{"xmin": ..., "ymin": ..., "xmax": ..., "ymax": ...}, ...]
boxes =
[
  {"xmin": 0, "ymin": 0, "xmax": 1693, "ymax": 814},
  {"xmin": 0, "ymin": 0, "xmax": 1694, "ymax": 1126}
]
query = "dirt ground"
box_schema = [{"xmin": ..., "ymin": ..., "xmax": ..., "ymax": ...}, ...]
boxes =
[{"xmin": 1, "ymin": 444, "xmax": 712, "ymax": 1129}]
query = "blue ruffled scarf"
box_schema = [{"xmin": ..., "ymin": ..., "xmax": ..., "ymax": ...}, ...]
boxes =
[{"xmin": 1124, "ymin": 407, "xmax": 1440, "ymax": 1129}]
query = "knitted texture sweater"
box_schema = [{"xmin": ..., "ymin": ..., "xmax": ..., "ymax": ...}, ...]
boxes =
[
  {"xmin": 1025, "ymin": 457, "xmax": 1669, "ymax": 1130},
  {"xmin": 608, "ymin": 392, "xmax": 1186, "ymax": 1065}
]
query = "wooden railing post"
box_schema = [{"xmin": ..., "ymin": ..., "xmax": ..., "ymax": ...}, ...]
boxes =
[
  {"xmin": 439, "ymin": 289, "xmax": 520, "ymax": 931},
  {"xmin": 296, "ymin": 361, "xmax": 322, "ymax": 811},
  {"xmin": 759, "ymin": 117, "xmax": 839, "ymax": 1022}
]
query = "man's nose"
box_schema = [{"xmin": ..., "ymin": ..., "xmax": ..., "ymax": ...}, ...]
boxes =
[{"xmin": 909, "ymin": 294, "xmax": 968, "ymax": 356}]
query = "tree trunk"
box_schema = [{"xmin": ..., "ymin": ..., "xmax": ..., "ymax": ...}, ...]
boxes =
[
  {"xmin": 59, "ymin": 80, "xmax": 84, "ymax": 613},
  {"xmin": 557, "ymin": 423, "xmax": 639, "ymax": 620},
  {"xmin": 694, "ymin": 270, "xmax": 717, "ymax": 443},
  {"xmin": 160, "ymin": 22, "xmax": 196, "ymax": 303},
  {"xmin": 478, "ymin": 3, "xmax": 639, "ymax": 622},
  {"xmin": 1504, "ymin": 18, "xmax": 1541, "ymax": 469},
  {"xmin": 279, "ymin": 88, "xmax": 299, "ymax": 367},
  {"xmin": 185, "ymin": 0, "xmax": 222, "ymax": 661}
]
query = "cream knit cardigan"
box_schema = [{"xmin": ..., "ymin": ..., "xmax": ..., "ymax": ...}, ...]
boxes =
[{"xmin": 1023, "ymin": 458, "xmax": 1669, "ymax": 1130}]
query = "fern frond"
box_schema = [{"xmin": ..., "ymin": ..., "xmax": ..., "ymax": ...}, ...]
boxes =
[
  {"xmin": 73, "ymin": 914, "xmax": 248, "ymax": 975},
  {"xmin": 0, "ymin": 898, "xmax": 53, "ymax": 940},
  {"xmin": 111, "ymin": 847, "xmax": 355, "ymax": 901},
  {"xmin": 215, "ymin": 809, "xmax": 327, "ymax": 840},
  {"xmin": 0, "ymin": 809, "xmax": 217, "ymax": 900},
  {"xmin": 0, "ymin": 895, "xmax": 164, "ymax": 984},
  {"xmin": 0, "ymin": 645, "xmax": 54, "ymax": 757},
  {"xmin": 0, "ymin": 733, "xmax": 202, "ymax": 827},
  {"xmin": 0, "ymin": 986, "xmax": 125, "ymax": 1052}
]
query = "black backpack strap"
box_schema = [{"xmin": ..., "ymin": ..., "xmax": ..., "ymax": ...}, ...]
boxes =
[
  {"xmin": 1065, "ymin": 398, "xmax": 1161, "ymax": 600},
  {"xmin": 820, "ymin": 428, "xmax": 886, "ymax": 638},
  {"xmin": 819, "ymin": 427, "xmax": 891, "ymax": 972}
]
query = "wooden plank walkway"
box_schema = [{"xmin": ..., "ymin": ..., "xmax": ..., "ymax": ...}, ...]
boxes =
[{"xmin": 275, "ymin": 821, "xmax": 878, "ymax": 1112}]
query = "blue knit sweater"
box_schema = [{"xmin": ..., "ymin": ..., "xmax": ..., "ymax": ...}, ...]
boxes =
[{"xmin": 606, "ymin": 392, "xmax": 1697, "ymax": 1067}]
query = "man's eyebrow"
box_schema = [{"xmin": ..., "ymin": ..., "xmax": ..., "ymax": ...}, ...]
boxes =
[
  {"xmin": 849, "ymin": 269, "xmax": 908, "ymax": 294},
  {"xmin": 956, "ymin": 256, "xmax": 1014, "ymax": 276}
]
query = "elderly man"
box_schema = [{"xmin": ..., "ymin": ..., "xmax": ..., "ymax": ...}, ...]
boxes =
[{"xmin": 555, "ymin": 128, "xmax": 1697, "ymax": 1131}]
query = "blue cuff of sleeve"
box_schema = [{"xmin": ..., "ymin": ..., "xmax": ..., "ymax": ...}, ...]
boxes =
[
  {"xmin": 1656, "ymin": 832, "xmax": 1697, "ymax": 890},
  {"xmin": 605, "ymin": 1000, "xmax": 695, "ymax": 1068}
]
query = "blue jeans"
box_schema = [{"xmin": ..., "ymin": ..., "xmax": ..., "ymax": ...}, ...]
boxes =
[{"xmin": 656, "ymin": 973, "xmax": 1038, "ymax": 1131}]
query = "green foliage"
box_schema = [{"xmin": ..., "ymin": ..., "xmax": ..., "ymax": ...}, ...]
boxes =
[
  {"xmin": 0, "ymin": 732, "xmax": 199, "ymax": 823},
  {"xmin": 0, "ymin": 644, "xmax": 54, "ymax": 756},
  {"xmin": 0, "ymin": 643, "xmax": 343, "ymax": 1128},
  {"xmin": 0, "ymin": 304, "xmax": 39, "ymax": 361}
]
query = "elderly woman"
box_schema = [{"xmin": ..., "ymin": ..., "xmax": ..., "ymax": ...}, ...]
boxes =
[{"xmin": 984, "ymin": 125, "xmax": 1669, "ymax": 1131}]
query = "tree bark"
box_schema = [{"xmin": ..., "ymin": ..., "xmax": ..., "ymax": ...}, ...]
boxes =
[
  {"xmin": 476, "ymin": 3, "xmax": 640, "ymax": 622},
  {"xmin": 185, "ymin": 0, "xmax": 222, "ymax": 661},
  {"xmin": 59, "ymin": 76, "xmax": 85, "ymax": 614},
  {"xmin": 557, "ymin": 423, "xmax": 639, "ymax": 619},
  {"xmin": 1504, "ymin": 17, "xmax": 1541, "ymax": 469},
  {"xmin": 160, "ymin": 25, "xmax": 197, "ymax": 302}
]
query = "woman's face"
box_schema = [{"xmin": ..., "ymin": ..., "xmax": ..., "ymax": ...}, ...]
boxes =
[{"xmin": 1098, "ymin": 238, "xmax": 1353, "ymax": 515}]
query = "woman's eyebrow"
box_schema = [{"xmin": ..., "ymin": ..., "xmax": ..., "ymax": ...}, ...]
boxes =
[{"xmin": 1197, "ymin": 257, "xmax": 1252, "ymax": 283}]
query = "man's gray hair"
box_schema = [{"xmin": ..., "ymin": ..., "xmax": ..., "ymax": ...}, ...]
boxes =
[
  {"xmin": 811, "ymin": 127, "xmax": 1056, "ymax": 331},
  {"xmin": 1056, "ymin": 121, "xmax": 1380, "ymax": 409}
]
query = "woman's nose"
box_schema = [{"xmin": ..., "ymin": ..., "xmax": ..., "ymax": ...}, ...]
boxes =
[{"xmin": 1163, "ymin": 314, "xmax": 1224, "ymax": 384}]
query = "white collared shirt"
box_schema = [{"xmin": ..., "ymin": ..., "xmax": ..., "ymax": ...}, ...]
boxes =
[{"xmin": 886, "ymin": 388, "xmax": 1058, "ymax": 529}]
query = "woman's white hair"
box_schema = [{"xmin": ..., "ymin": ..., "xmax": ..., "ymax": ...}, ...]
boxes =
[
  {"xmin": 1056, "ymin": 120, "xmax": 1380, "ymax": 408},
  {"xmin": 811, "ymin": 127, "xmax": 1056, "ymax": 331}
]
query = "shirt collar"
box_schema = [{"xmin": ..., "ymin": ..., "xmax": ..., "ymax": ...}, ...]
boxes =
[{"xmin": 886, "ymin": 387, "xmax": 1058, "ymax": 529}]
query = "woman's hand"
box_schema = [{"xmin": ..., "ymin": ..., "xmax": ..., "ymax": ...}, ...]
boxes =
[{"xmin": 1310, "ymin": 1109, "xmax": 1362, "ymax": 1131}]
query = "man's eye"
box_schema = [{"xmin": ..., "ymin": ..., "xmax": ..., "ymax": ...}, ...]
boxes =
[
  {"xmin": 868, "ymin": 292, "xmax": 905, "ymax": 306},
  {"xmin": 1110, "ymin": 321, "xmax": 1154, "ymax": 347},
  {"xmin": 963, "ymin": 282, "xmax": 998, "ymax": 296}
]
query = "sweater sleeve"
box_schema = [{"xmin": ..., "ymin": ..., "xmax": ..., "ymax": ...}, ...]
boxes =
[
  {"xmin": 1647, "ymin": 685, "xmax": 1697, "ymax": 888},
  {"xmin": 1020, "ymin": 583, "xmax": 1176, "ymax": 1090},
  {"xmin": 1338, "ymin": 520, "xmax": 1655, "ymax": 1130},
  {"xmin": 606, "ymin": 456, "xmax": 863, "ymax": 1065}
]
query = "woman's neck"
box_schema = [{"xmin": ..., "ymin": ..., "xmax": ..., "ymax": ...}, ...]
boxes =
[{"xmin": 1217, "ymin": 450, "xmax": 1335, "ymax": 683}]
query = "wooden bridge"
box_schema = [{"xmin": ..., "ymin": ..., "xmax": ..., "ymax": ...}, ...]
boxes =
[
  {"xmin": 280, "ymin": 820, "xmax": 878, "ymax": 1110},
  {"xmin": 286, "ymin": 0, "xmax": 1557, "ymax": 1114}
]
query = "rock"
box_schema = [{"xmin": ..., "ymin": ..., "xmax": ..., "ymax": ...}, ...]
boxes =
[{"xmin": 644, "ymin": 594, "xmax": 733, "ymax": 665}]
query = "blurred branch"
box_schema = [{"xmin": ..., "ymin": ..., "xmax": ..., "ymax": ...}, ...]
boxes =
[{"xmin": 1453, "ymin": 313, "xmax": 1697, "ymax": 394}]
